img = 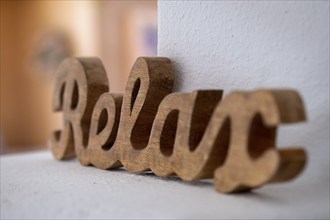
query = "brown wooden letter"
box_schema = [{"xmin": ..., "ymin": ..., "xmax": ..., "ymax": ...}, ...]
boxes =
[
  {"xmin": 213, "ymin": 90, "xmax": 306, "ymax": 192},
  {"xmin": 49, "ymin": 57, "xmax": 108, "ymax": 165}
]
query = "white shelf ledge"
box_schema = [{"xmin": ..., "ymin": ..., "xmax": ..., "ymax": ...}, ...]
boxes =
[{"xmin": 1, "ymin": 151, "xmax": 329, "ymax": 219}]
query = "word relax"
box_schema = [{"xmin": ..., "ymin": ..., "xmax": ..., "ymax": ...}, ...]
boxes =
[{"xmin": 50, "ymin": 57, "xmax": 307, "ymax": 193}]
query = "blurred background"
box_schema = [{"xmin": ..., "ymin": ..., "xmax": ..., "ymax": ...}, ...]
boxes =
[{"xmin": 0, "ymin": 1, "xmax": 157, "ymax": 153}]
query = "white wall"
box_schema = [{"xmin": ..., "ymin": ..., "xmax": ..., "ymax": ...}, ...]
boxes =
[{"xmin": 158, "ymin": 1, "xmax": 329, "ymax": 185}]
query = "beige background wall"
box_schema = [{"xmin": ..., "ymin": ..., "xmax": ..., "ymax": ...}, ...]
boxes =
[{"xmin": 0, "ymin": 1, "xmax": 157, "ymax": 153}]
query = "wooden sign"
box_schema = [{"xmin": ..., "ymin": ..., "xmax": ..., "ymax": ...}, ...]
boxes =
[{"xmin": 49, "ymin": 57, "xmax": 307, "ymax": 193}]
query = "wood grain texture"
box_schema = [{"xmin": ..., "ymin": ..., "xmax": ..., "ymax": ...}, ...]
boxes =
[{"xmin": 49, "ymin": 56, "xmax": 307, "ymax": 193}]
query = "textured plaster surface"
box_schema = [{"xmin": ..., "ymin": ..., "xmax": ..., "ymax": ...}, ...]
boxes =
[
  {"xmin": 158, "ymin": 0, "xmax": 329, "ymax": 196},
  {"xmin": 1, "ymin": 151, "xmax": 329, "ymax": 219}
]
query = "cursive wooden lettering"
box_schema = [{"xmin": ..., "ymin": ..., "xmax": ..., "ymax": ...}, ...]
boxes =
[{"xmin": 50, "ymin": 57, "xmax": 307, "ymax": 193}]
